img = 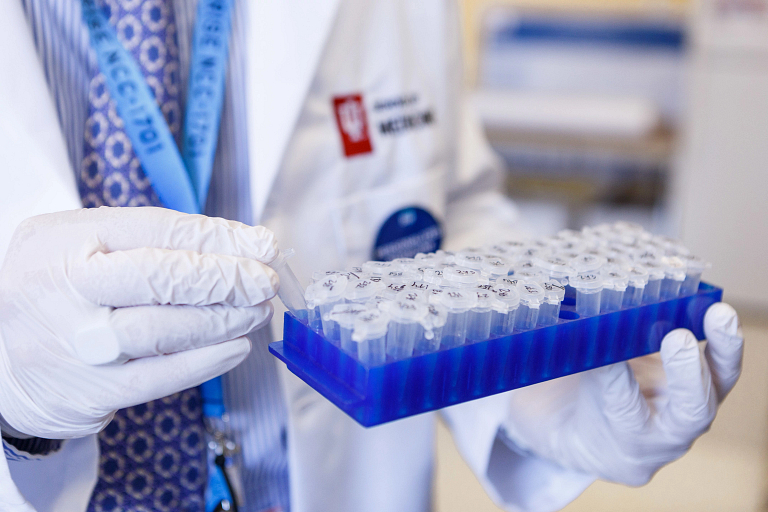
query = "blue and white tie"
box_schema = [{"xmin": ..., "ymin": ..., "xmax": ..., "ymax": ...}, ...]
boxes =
[{"xmin": 82, "ymin": 1, "xmax": 206, "ymax": 511}]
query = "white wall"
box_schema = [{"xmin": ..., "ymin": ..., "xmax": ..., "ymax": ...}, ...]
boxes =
[{"xmin": 674, "ymin": 1, "xmax": 768, "ymax": 309}]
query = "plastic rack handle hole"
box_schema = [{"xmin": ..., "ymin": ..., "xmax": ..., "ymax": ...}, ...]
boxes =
[{"xmin": 559, "ymin": 310, "xmax": 579, "ymax": 320}]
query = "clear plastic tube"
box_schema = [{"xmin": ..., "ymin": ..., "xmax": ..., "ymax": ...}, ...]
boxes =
[
  {"xmin": 385, "ymin": 299, "xmax": 428, "ymax": 360},
  {"xmin": 352, "ymin": 309, "xmax": 390, "ymax": 366},
  {"xmin": 327, "ymin": 304, "xmax": 368, "ymax": 354},
  {"xmin": 538, "ymin": 302, "xmax": 559, "ymax": 326},
  {"xmin": 680, "ymin": 272, "xmax": 703, "ymax": 296},
  {"xmin": 515, "ymin": 281, "xmax": 544, "ymax": 330},
  {"xmin": 660, "ymin": 278, "xmax": 683, "ymax": 300},
  {"xmin": 538, "ymin": 281, "xmax": 565, "ymax": 326},
  {"xmin": 623, "ymin": 285, "xmax": 645, "ymax": 307},
  {"xmin": 639, "ymin": 261, "xmax": 665, "ymax": 304},
  {"xmin": 491, "ymin": 308, "xmax": 517, "ymax": 336},
  {"xmin": 572, "ymin": 273, "xmax": 603, "ymax": 317},
  {"xmin": 491, "ymin": 285, "xmax": 520, "ymax": 336},
  {"xmin": 680, "ymin": 255, "xmax": 709, "ymax": 296},
  {"xmin": 659, "ymin": 256, "xmax": 686, "ymax": 300},
  {"xmin": 600, "ymin": 269, "xmax": 628, "ymax": 312},
  {"xmin": 515, "ymin": 304, "xmax": 540, "ymax": 330},
  {"xmin": 415, "ymin": 303, "xmax": 448, "ymax": 354},
  {"xmin": 313, "ymin": 274, "xmax": 349, "ymax": 341},
  {"xmin": 643, "ymin": 278, "xmax": 662, "ymax": 304},
  {"xmin": 601, "ymin": 289, "xmax": 624, "ymax": 312},
  {"xmin": 623, "ymin": 267, "xmax": 649, "ymax": 308},
  {"xmin": 269, "ymin": 249, "xmax": 308, "ymax": 319},
  {"xmin": 386, "ymin": 320, "xmax": 423, "ymax": 360},
  {"xmin": 466, "ymin": 289, "xmax": 495, "ymax": 342},
  {"xmin": 438, "ymin": 289, "xmax": 475, "ymax": 348},
  {"xmin": 442, "ymin": 311, "xmax": 468, "ymax": 348}
]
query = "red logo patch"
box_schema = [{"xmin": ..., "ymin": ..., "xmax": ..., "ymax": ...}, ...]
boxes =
[{"xmin": 332, "ymin": 94, "xmax": 373, "ymax": 157}]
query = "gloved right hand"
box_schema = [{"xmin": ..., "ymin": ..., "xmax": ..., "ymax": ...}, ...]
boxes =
[{"xmin": 0, "ymin": 206, "xmax": 279, "ymax": 440}]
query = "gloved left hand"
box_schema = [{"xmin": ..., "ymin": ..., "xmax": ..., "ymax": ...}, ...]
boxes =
[{"xmin": 501, "ymin": 302, "xmax": 743, "ymax": 489}]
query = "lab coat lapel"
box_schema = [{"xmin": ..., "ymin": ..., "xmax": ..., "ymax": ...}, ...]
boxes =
[
  {"xmin": 0, "ymin": 3, "xmax": 80, "ymax": 261},
  {"xmin": 245, "ymin": 0, "xmax": 341, "ymax": 223}
]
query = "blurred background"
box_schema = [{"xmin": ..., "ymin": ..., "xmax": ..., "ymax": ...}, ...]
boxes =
[{"xmin": 434, "ymin": 0, "xmax": 768, "ymax": 510}]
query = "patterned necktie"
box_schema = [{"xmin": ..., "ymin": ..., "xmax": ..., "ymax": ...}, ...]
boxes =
[{"xmin": 83, "ymin": 2, "xmax": 207, "ymax": 511}]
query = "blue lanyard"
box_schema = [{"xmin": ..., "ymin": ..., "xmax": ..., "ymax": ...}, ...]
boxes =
[{"xmin": 81, "ymin": 0, "xmax": 232, "ymax": 420}]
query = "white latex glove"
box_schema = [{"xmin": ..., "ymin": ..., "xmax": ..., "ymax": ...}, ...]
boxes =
[
  {"xmin": 502, "ymin": 302, "xmax": 743, "ymax": 492},
  {"xmin": 0, "ymin": 207, "xmax": 279, "ymax": 509}
]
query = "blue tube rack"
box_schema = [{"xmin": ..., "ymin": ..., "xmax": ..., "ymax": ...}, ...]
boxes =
[{"xmin": 269, "ymin": 282, "xmax": 722, "ymax": 427}]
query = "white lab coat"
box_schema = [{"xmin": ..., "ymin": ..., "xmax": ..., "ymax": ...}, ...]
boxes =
[{"xmin": 0, "ymin": 0, "xmax": 593, "ymax": 511}]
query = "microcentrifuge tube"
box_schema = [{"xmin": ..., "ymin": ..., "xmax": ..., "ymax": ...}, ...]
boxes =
[
  {"xmin": 467, "ymin": 289, "xmax": 495, "ymax": 342},
  {"xmin": 315, "ymin": 274, "xmax": 349, "ymax": 342},
  {"xmin": 515, "ymin": 281, "xmax": 544, "ymax": 330},
  {"xmin": 352, "ymin": 308, "xmax": 390, "ymax": 366},
  {"xmin": 600, "ymin": 269, "xmax": 628, "ymax": 312},
  {"xmin": 438, "ymin": 289, "xmax": 475, "ymax": 348},
  {"xmin": 491, "ymin": 286, "xmax": 520, "ymax": 336},
  {"xmin": 538, "ymin": 280, "xmax": 565, "ymax": 326},
  {"xmin": 623, "ymin": 267, "xmax": 649, "ymax": 308},
  {"xmin": 328, "ymin": 304, "xmax": 369, "ymax": 356},
  {"xmin": 386, "ymin": 298, "xmax": 428, "ymax": 360},
  {"xmin": 679, "ymin": 254, "xmax": 710, "ymax": 296},
  {"xmin": 660, "ymin": 256, "xmax": 686, "ymax": 300},
  {"xmin": 639, "ymin": 261, "xmax": 665, "ymax": 304},
  {"xmin": 571, "ymin": 273, "xmax": 604, "ymax": 317}
]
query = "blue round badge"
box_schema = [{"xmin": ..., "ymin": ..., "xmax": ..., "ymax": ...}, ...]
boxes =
[{"xmin": 373, "ymin": 207, "xmax": 442, "ymax": 261}]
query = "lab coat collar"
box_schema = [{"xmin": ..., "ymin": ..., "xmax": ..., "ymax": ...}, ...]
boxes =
[{"xmin": 245, "ymin": 0, "xmax": 341, "ymax": 224}]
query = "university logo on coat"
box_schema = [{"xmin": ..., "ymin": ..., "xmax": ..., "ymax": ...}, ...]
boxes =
[{"xmin": 332, "ymin": 94, "xmax": 373, "ymax": 157}]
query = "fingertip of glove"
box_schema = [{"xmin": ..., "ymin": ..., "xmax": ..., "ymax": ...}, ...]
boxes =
[
  {"xmin": 226, "ymin": 336, "xmax": 253, "ymax": 365},
  {"xmin": 705, "ymin": 302, "xmax": 740, "ymax": 340},
  {"xmin": 660, "ymin": 328, "xmax": 698, "ymax": 362}
]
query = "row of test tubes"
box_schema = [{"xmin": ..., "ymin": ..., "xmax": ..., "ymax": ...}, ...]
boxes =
[{"xmin": 296, "ymin": 222, "xmax": 709, "ymax": 366}]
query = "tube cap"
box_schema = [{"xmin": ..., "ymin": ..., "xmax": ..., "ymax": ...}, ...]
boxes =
[
  {"xmin": 639, "ymin": 260, "xmax": 666, "ymax": 280},
  {"xmin": 438, "ymin": 288, "xmax": 476, "ymax": 312},
  {"xmin": 352, "ymin": 308, "xmax": 391, "ymax": 342},
  {"xmin": 389, "ymin": 298, "xmax": 429, "ymax": 324},
  {"xmin": 424, "ymin": 303, "xmax": 448, "ymax": 331},
  {"xmin": 495, "ymin": 276, "xmax": 521, "ymax": 289},
  {"xmin": 626, "ymin": 266, "xmax": 650, "ymax": 287},
  {"xmin": 533, "ymin": 256, "xmax": 576, "ymax": 278},
  {"xmin": 453, "ymin": 251, "xmax": 485, "ymax": 270},
  {"xmin": 327, "ymin": 303, "xmax": 369, "ymax": 328},
  {"xmin": 473, "ymin": 288, "xmax": 496, "ymax": 310},
  {"xmin": 570, "ymin": 273, "xmax": 604, "ymax": 291},
  {"xmin": 422, "ymin": 268, "xmax": 444, "ymax": 285},
  {"xmin": 391, "ymin": 258, "xmax": 418, "ymax": 272},
  {"xmin": 414, "ymin": 252, "xmax": 445, "ymax": 268},
  {"xmin": 443, "ymin": 267, "xmax": 481, "ymax": 287},
  {"xmin": 517, "ymin": 280, "xmax": 545, "ymax": 307},
  {"xmin": 569, "ymin": 254, "xmax": 606, "ymax": 274},
  {"xmin": 681, "ymin": 254, "xmax": 710, "ymax": 274},
  {"xmin": 481, "ymin": 255, "xmax": 510, "ymax": 277},
  {"xmin": 493, "ymin": 285, "xmax": 521, "ymax": 312},
  {"xmin": 428, "ymin": 287, "xmax": 445, "ymax": 304},
  {"xmin": 311, "ymin": 274, "xmax": 349, "ymax": 305},
  {"xmin": 601, "ymin": 268, "xmax": 629, "ymax": 291},
  {"xmin": 344, "ymin": 278, "xmax": 385, "ymax": 302},
  {"xmin": 362, "ymin": 261, "xmax": 393, "ymax": 276},
  {"xmin": 396, "ymin": 288, "xmax": 429, "ymax": 304},
  {"xmin": 513, "ymin": 269, "xmax": 545, "ymax": 283},
  {"xmin": 541, "ymin": 280, "xmax": 566, "ymax": 303},
  {"xmin": 662, "ymin": 256, "xmax": 687, "ymax": 281}
]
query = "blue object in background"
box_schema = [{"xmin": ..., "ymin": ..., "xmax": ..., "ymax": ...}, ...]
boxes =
[
  {"xmin": 270, "ymin": 283, "xmax": 722, "ymax": 427},
  {"xmin": 373, "ymin": 206, "xmax": 442, "ymax": 261}
]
